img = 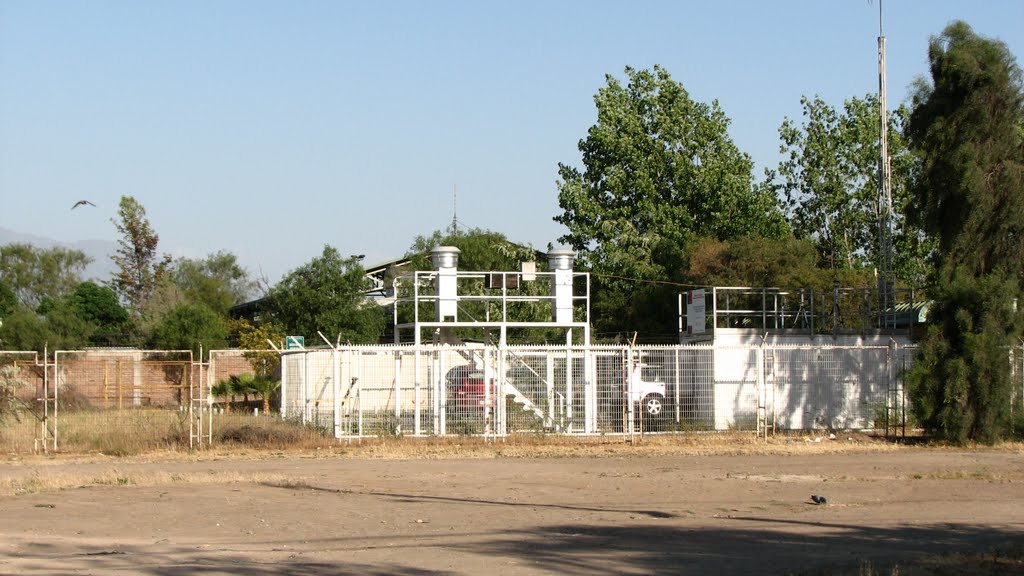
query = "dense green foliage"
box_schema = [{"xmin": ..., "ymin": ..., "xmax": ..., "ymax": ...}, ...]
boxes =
[
  {"xmin": 0, "ymin": 281, "xmax": 16, "ymax": 317},
  {"xmin": 150, "ymin": 302, "xmax": 230, "ymax": 357},
  {"xmin": 0, "ymin": 301, "xmax": 90, "ymax": 351},
  {"xmin": 407, "ymin": 227, "xmax": 540, "ymax": 272},
  {"xmin": 212, "ymin": 372, "xmax": 280, "ymax": 414},
  {"xmin": 65, "ymin": 281, "xmax": 131, "ymax": 345},
  {"xmin": 771, "ymin": 94, "xmax": 931, "ymax": 284},
  {"xmin": 685, "ymin": 236, "xmax": 844, "ymax": 289},
  {"xmin": 0, "ymin": 243, "xmax": 91, "ymax": 309},
  {"xmin": 0, "ymin": 279, "xmax": 131, "ymax": 351},
  {"xmin": 555, "ymin": 66, "xmax": 789, "ymax": 338},
  {"xmin": 265, "ymin": 246, "xmax": 386, "ymax": 343},
  {"xmin": 169, "ymin": 251, "xmax": 256, "ymax": 315},
  {"xmin": 231, "ymin": 319, "xmax": 284, "ymax": 379},
  {"xmin": 405, "ymin": 228, "xmax": 566, "ymax": 343},
  {"xmin": 904, "ymin": 21, "xmax": 1024, "ymax": 444}
]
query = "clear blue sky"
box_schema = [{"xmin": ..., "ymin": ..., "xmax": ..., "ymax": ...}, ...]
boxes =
[{"xmin": 2, "ymin": 1, "xmax": 1022, "ymax": 283}]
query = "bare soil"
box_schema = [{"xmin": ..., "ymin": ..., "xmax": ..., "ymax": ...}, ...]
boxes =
[{"xmin": 1, "ymin": 443, "xmax": 1022, "ymax": 575}]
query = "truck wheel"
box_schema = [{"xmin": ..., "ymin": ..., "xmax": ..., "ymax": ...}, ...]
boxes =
[{"xmin": 643, "ymin": 394, "xmax": 665, "ymax": 417}]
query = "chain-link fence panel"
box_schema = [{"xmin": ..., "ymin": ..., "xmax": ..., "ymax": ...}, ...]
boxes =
[
  {"xmin": 768, "ymin": 346, "xmax": 890, "ymax": 430},
  {"xmin": 52, "ymin": 350, "xmax": 193, "ymax": 454},
  {"xmin": 0, "ymin": 352, "xmax": 48, "ymax": 453},
  {"xmin": 277, "ymin": 341, "xmax": 926, "ymax": 438},
  {"xmin": 885, "ymin": 344, "xmax": 918, "ymax": 436}
]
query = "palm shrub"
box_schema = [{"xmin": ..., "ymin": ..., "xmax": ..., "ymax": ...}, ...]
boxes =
[
  {"xmin": 211, "ymin": 378, "xmax": 233, "ymax": 412},
  {"xmin": 229, "ymin": 373, "xmax": 255, "ymax": 408},
  {"xmin": 248, "ymin": 377, "xmax": 280, "ymax": 415}
]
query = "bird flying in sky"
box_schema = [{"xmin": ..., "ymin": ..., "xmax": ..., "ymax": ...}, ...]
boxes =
[{"xmin": 71, "ymin": 200, "xmax": 96, "ymax": 210}]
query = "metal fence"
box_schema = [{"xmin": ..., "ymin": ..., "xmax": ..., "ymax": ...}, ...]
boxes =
[
  {"xmin": 0, "ymin": 351, "xmax": 47, "ymax": 453},
  {"xmin": 0, "ymin": 349, "xmax": 257, "ymax": 454},
  {"xmin": 50, "ymin": 349, "xmax": 196, "ymax": 453},
  {"xmin": 278, "ymin": 342, "xmax": 921, "ymax": 438},
  {"xmin": 7, "ymin": 341, "xmax": 1021, "ymax": 452}
]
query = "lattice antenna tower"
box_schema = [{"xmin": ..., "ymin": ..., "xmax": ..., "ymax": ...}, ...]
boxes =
[
  {"xmin": 449, "ymin": 184, "xmax": 459, "ymax": 236},
  {"xmin": 877, "ymin": 0, "xmax": 895, "ymax": 326}
]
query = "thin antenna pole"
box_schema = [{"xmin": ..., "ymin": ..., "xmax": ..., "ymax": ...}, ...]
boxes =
[
  {"xmin": 877, "ymin": 0, "xmax": 895, "ymax": 327},
  {"xmin": 451, "ymin": 184, "xmax": 458, "ymax": 236}
]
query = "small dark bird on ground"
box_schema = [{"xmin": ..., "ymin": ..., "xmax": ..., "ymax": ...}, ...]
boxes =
[
  {"xmin": 71, "ymin": 200, "xmax": 96, "ymax": 210},
  {"xmin": 810, "ymin": 495, "xmax": 827, "ymax": 505}
]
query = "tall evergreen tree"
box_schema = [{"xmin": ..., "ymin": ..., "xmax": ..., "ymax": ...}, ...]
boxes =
[
  {"xmin": 905, "ymin": 21, "xmax": 1024, "ymax": 444},
  {"xmin": 109, "ymin": 196, "xmax": 169, "ymax": 316}
]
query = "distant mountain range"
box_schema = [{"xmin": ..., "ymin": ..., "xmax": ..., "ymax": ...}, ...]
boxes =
[{"xmin": 0, "ymin": 226, "xmax": 118, "ymax": 282}]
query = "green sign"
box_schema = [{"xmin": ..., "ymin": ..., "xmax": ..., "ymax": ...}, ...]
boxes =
[{"xmin": 286, "ymin": 335, "xmax": 305, "ymax": 349}]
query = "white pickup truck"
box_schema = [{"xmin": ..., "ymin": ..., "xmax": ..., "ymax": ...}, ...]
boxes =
[{"xmin": 629, "ymin": 364, "xmax": 667, "ymax": 417}]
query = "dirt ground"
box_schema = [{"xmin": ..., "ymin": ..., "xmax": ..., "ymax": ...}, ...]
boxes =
[{"xmin": 1, "ymin": 446, "xmax": 1022, "ymax": 575}]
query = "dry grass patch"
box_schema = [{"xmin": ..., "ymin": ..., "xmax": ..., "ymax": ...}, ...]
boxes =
[
  {"xmin": 795, "ymin": 543, "xmax": 1024, "ymax": 575},
  {"xmin": 0, "ymin": 467, "xmax": 295, "ymax": 497},
  {"xmin": 282, "ymin": 431, "xmax": 910, "ymax": 460}
]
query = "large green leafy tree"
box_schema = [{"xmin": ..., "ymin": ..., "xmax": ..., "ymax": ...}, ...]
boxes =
[
  {"xmin": 407, "ymin": 227, "xmax": 539, "ymax": 272},
  {"xmin": 0, "ymin": 280, "xmax": 132, "ymax": 351},
  {"xmin": 404, "ymin": 228, "xmax": 561, "ymax": 343},
  {"xmin": 266, "ymin": 246, "xmax": 386, "ymax": 343},
  {"xmin": 109, "ymin": 196, "xmax": 170, "ymax": 316},
  {"xmin": 169, "ymin": 251, "xmax": 256, "ymax": 315},
  {"xmin": 771, "ymin": 95, "xmax": 930, "ymax": 284},
  {"xmin": 230, "ymin": 318, "xmax": 284, "ymax": 380},
  {"xmin": 0, "ymin": 302, "xmax": 92, "ymax": 352},
  {"xmin": 904, "ymin": 21, "xmax": 1024, "ymax": 444},
  {"xmin": 150, "ymin": 302, "xmax": 229, "ymax": 358},
  {"xmin": 686, "ymin": 236, "xmax": 826, "ymax": 288},
  {"xmin": 0, "ymin": 280, "xmax": 16, "ymax": 318},
  {"xmin": 555, "ymin": 66, "xmax": 788, "ymax": 338},
  {"xmin": 0, "ymin": 243, "xmax": 91, "ymax": 309},
  {"xmin": 66, "ymin": 281, "xmax": 132, "ymax": 345},
  {"xmin": 0, "ymin": 282, "xmax": 120, "ymax": 352}
]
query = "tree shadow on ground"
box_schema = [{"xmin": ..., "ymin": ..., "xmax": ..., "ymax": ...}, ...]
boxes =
[
  {"xmin": 449, "ymin": 518, "xmax": 1023, "ymax": 575},
  {"xmin": 11, "ymin": 518, "xmax": 1021, "ymax": 576}
]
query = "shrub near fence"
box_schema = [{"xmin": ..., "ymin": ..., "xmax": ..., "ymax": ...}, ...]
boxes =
[{"xmin": 0, "ymin": 352, "xmax": 46, "ymax": 454}]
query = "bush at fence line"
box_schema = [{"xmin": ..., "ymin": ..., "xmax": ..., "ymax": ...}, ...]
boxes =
[
  {"xmin": 211, "ymin": 373, "xmax": 254, "ymax": 413},
  {"xmin": 505, "ymin": 397, "xmax": 548, "ymax": 435},
  {"xmin": 446, "ymin": 415, "xmax": 482, "ymax": 436},
  {"xmin": 215, "ymin": 415, "xmax": 331, "ymax": 447},
  {"xmin": 0, "ymin": 364, "xmax": 28, "ymax": 426},
  {"xmin": 212, "ymin": 373, "xmax": 281, "ymax": 415},
  {"xmin": 367, "ymin": 411, "xmax": 401, "ymax": 437}
]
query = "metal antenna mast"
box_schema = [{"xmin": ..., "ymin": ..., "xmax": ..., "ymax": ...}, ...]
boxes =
[
  {"xmin": 450, "ymin": 184, "xmax": 458, "ymax": 236},
  {"xmin": 877, "ymin": 0, "xmax": 895, "ymax": 328}
]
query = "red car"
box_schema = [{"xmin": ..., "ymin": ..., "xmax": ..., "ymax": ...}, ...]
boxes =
[{"xmin": 445, "ymin": 365, "xmax": 498, "ymax": 414}]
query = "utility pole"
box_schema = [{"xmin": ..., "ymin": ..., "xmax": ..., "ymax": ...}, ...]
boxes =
[{"xmin": 877, "ymin": 0, "xmax": 895, "ymax": 328}]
